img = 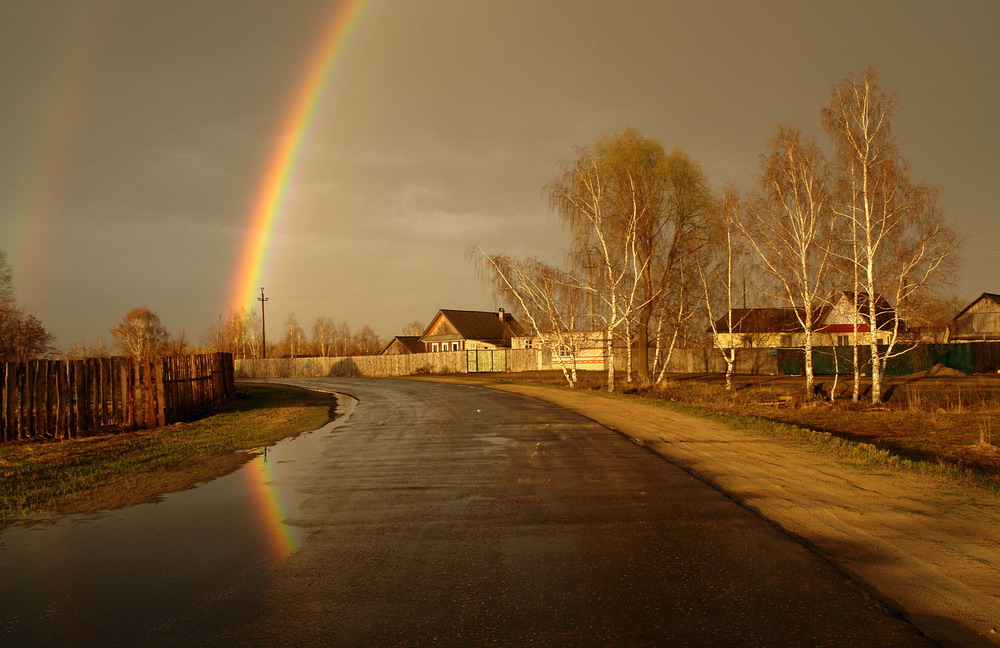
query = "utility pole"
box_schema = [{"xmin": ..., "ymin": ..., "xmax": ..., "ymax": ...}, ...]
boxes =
[{"xmin": 258, "ymin": 287, "xmax": 269, "ymax": 359}]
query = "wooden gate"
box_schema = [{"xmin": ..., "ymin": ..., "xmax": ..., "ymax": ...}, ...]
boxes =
[{"xmin": 466, "ymin": 349, "xmax": 507, "ymax": 373}]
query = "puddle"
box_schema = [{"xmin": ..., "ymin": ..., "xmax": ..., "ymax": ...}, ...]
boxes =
[{"xmin": 0, "ymin": 393, "xmax": 356, "ymax": 647}]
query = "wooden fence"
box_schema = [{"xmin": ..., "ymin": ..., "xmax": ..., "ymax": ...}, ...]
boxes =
[
  {"xmin": 235, "ymin": 349, "xmax": 542, "ymax": 379},
  {"xmin": 0, "ymin": 353, "xmax": 235, "ymax": 442}
]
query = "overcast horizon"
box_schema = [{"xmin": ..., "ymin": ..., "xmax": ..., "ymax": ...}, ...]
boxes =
[{"xmin": 2, "ymin": 0, "xmax": 998, "ymax": 351}]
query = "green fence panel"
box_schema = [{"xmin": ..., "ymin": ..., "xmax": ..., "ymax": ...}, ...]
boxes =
[{"xmin": 793, "ymin": 343, "xmax": 979, "ymax": 377}]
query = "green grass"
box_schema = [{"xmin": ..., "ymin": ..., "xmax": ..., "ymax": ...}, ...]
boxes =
[{"xmin": 0, "ymin": 384, "xmax": 335, "ymax": 525}]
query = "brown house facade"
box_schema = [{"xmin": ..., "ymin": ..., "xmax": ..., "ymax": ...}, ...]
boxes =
[
  {"xmin": 420, "ymin": 309, "xmax": 524, "ymax": 352},
  {"xmin": 951, "ymin": 293, "xmax": 1000, "ymax": 341}
]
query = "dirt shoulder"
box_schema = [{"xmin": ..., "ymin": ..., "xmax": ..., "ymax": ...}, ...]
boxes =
[{"xmin": 468, "ymin": 380, "xmax": 1000, "ymax": 648}]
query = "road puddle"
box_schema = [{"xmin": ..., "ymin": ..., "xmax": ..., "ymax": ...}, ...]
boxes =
[{"xmin": 0, "ymin": 393, "xmax": 356, "ymax": 647}]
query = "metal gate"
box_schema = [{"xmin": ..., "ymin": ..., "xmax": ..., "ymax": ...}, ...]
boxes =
[{"xmin": 466, "ymin": 349, "xmax": 507, "ymax": 373}]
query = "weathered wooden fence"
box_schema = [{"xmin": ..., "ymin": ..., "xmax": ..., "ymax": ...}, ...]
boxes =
[
  {"xmin": 0, "ymin": 353, "xmax": 235, "ymax": 441},
  {"xmin": 233, "ymin": 342, "xmax": 1000, "ymax": 382},
  {"xmin": 235, "ymin": 349, "xmax": 542, "ymax": 379}
]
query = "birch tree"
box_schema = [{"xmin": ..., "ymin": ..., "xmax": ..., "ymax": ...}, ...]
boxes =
[
  {"xmin": 351, "ymin": 325, "xmax": 381, "ymax": 355},
  {"xmin": 740, "ymin": 126, "xmax": 834, "ymax": 398},
  {"xmin": 402, "ymin": 320, "xmax": 425, "ymax": 336},
  {"xmin": 652, "ymin": 266, "xmax": 699, "ymax": 382},
  {"xmin": 312, "ymin": 317, "xmax": 337, "ymax": 357},
  {"xmin": 212, "ymin": 308, "xmax": 260, "ymax": 359},
  {"xmin": 475, "ymin": 247, "xmax": 585, "ymax": 387},
  {"xmin": 697, "ymin": 188, "xmax": 745, "ymax": 392},
  {"xmin": 284, "ymin": 313, "xmax": 305, "ymax": 358},
  {"xmin": 550, "ymin": 146, "xmax": 654, "ymax": 392},
  {"xmin": 822, "ymin": 68, "xmax": 959, "ymax": 403},
  {"xmin": 110, "ymin": 307, "xmax": 169, "ymax": 357},
  {"xmin": 591, "ymin": 130, "xmax": 711, "ymax": 383}
]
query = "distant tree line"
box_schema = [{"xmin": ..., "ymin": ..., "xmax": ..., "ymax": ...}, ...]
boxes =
[
  {"xmin": 65, "ymin": 306, "xmax": 386, "ymax": 361},
  {"xmin": 195, "ymin": 307, "xmax": 384, "ymax": 359},
  {"xmin": 478, "ymin": 68, "xmax": 961, "ymax": 403},
  {"xmin": 0, "ymin": 252, "xmax": 55, "ymax": 361}
]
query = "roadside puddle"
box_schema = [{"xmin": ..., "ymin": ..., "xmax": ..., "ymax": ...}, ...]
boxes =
[{"xmin": 0, "ymin": 393, "xmax": 356, "ymax": 646}]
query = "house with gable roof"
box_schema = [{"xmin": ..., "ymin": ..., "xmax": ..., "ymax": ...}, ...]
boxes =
[
  {"xmin": 379, "ymin": 336, "xmax": 425, "ymax": 355},
  {"xmin": 814, "ymin": 291, "xmax": 902, "ymax": 346},
  {"xmin": 711, "ymin": 291, "xmax": 903, "ymax": 349},
  {"xmin": 950, "ymin": 292, "xmax": 1000, "ymax": 341},
  {"xmin": 419, "ymin": 308, "xmax": 525, "ymax": 352}
]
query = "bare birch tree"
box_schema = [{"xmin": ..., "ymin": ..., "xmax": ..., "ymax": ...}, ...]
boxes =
[
  {"xmin": 550, "ymin": 146, "xmax": 654, "ymax": 392},
  {"xmin": 284, "ymin": 313, "xmax": 305, "ymax": 358},
  {"xmin": 652, "ymin": 266, "xmax": 699, "ymax": 382},
  {"xmin": 590, "ymin": 130, "xmax": 711, "ymax": 383},
  {"xmin": 352, "ymin": 325, "xmax": 381, "ymax": 355},
  {"xmin": 312, "ymin": 317, "xmax": 337, "ymax": 357},
  {"xmin": 212, "ymin": 308, "xmax": 260, "ymax": 359},
  {"xmin": 475, "ymin": 247, "xmax": 585, "ymax": 387},
  {"xmin": 823, "ymin": 67, "xmax": 960, "ymax": 403},
  {"xmin": 740, "ymin": 126, "xmax": 834, "ymax": 398},
  {"xmin": 401, "ymin": 320, "xmax": 425, "ymax": 336},
  {"xmin": 110, "ymin": 307, "xmax": 169, "ymax": 357},
  {"xmin": 697, "ymin": 188, "xmax": 745, "ymax": 391},
  {"xmin": 333, "ymin": 321, "xmax": 352, "ymax": 357},
  {"xmin": 65, "ymin": 338, "xmax": 110, "ymax": 359}
]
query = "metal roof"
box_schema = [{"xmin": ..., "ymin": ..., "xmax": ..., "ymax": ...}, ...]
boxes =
[{"xmin": 421, "ymin": 309, "xmax": 524, "ymax": 345}]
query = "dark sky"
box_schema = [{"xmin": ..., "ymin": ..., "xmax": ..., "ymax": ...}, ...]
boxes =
[{"xmin": 2, "ymin": 0, "xmax": 997, "ymax": 349}]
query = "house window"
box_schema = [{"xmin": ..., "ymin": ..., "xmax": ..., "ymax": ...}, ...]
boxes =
[
  {"xmin": 451, "ymin": 342, "xmax": 460, "ymax": 351},
  {"xmin": 524, "ymin": 339, "xmax": 533, "ymax": 349},
  {"xmin": 431, "ymin": 343, "xmax": 439, "ymax": 352},
  {"xmin": 779, "ymin": 334, "xmax": 792, "ymax": 348},
  {"xmin": 558, "ymin": 344, "xmax": 574, "ymax": 356},
  {"xmin": 837, "ymin": 334, "xmax": 850, "ymax": 346}
]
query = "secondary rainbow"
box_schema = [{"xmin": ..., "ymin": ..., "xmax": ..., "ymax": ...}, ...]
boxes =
[
  {"xmin": 10, "ymin": 4, "xmax": 112, "ymax": 297},
  {"xmin": 228, "ymin": 0, "xmax": 370, "ymax": 315}
]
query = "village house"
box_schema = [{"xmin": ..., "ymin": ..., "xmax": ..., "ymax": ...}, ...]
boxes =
[
  {"xmin": 950, "ymin": 292, "xmax": 1000, "ymax": 342},
  {"xmin": 419, "ymin": 308, "xmax": 524, "ymax": 352},
  {"xmin": 814, "ymin": 291, "xmax": 901, "ymax": 346},
  {"xmin": 511, "ymin": 331, "xmax": 609, "ymax": 371},
  {"xmin": 712, "ymin": 292, "xmax": 902, "ymax": 349},
  {"xmin": 379, "ymin": 336, "xmax": 425, "ymax": 355},
  {"xmin": 711, "ymin": 307, "xmax": 807, "ymax": 349}
]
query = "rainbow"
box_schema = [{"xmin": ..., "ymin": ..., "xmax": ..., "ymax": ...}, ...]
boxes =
[
  {"xmin": 228, "ymin": 0, "xmax": 370, "ymax": 314},
  {"xmin": 244, "ymin": 450, "xmax": 301, "ymax": 561},
  {"xmin": 9, "ymin": 4, "xmax": 113, "ymax": 297}
]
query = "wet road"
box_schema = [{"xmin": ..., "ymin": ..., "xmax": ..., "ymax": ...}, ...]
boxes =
[
  {"xmin": 219, "ymin": 377, "xmax": 931, "ymax": 647},
  {"xmin": 0, "ymin": 377, "xmax": 935, "ymax": 647}
]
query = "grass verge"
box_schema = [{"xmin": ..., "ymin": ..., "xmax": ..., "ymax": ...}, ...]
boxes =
[{"xmin": 0, "ymin": 384, "xmax": 335, "ymax": 526}]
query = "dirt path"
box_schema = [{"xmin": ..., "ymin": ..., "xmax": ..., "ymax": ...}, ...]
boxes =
[{"xmin": 489, "ymin": 384, "xmax": 1000, "ymax": 648}]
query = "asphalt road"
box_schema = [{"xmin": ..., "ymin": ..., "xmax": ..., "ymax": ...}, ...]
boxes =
[{"xmin": 198, "ymin": 377, "xmax": 933, "ymax": 647}]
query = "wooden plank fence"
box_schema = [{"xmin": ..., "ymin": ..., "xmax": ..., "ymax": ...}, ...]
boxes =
[
  {"xmin": 235, "ymin": 349, "xmax": 542, "ymax": 379},
  {"xmin": 0, "ymin": 353, "xmax": 235, "ymax": 442}
]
